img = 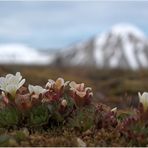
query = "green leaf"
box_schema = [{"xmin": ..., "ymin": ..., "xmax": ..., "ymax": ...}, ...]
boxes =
[
  {"xmin": 67, "ymin": 106, "xmax": 95, "ymax": 132},
  {"xmin": 0, "ymin": 107, "xmax": 20, "ymax": 128},
  {"xmin": 28, "ymin": 104, "xmax": 49, "ymax": 126}
]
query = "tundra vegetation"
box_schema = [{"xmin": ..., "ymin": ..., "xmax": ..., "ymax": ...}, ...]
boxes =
[{"xmin": 0, "ymin": 66, "xmax": 148, "ymax": 146}]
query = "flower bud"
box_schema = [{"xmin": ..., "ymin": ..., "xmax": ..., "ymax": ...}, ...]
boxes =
[
  {"xmin": 138, "ymin": 92, "xmax": 148, "ymax": 111},
  {"xmin": 61, "ymin": 99, "xmax": 67, "ymax": 107}
]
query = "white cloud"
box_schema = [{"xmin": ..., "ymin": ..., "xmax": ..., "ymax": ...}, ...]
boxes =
[{"xmin": 0, "ymin": 1, "xmax": 148, "ymax": 48}]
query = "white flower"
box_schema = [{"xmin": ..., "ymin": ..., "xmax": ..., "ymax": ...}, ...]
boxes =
[
  {"xmin": 77, "ymin": 138, "xmax": 86, "ymax": 147},
  {"xmin": 28, "ymin": 85, "xmax": 47, "ymax": 95},
  {"xmin": 46, "ymin": 78, "xmax": 69, "ymax": 90},
  {"xmin": 0, "ymin": 72, "xmax": 25, "ymax": 97},
  {"xmin": 111, "ymin": 107, "xmax": 117, "ymax": 113},
  {"xmin": 45, "ymin": 79, "xmax": 55, "ymax": 89},
  {"xmin": 138, "ymin": 92, "xmax": 148, "ymax": 111},
  {"xmin": 69, "ymin": 81, "xmax": 92, "ymax": 98}
]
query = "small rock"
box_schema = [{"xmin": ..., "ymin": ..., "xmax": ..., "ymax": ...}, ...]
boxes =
[
  {"xmin": 22, "ymin": 128, "xmax": 29, "ymax": 137},
  {"xmin": 77, "ymin": 138, "xmax": 86, "ymax": 147}
]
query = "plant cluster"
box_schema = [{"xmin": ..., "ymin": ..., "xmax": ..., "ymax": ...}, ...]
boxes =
[
  {"xmin": 93, "ymin": 92, "xmax": 148, "ymax": 146},
  {"xmin": 0, "ymin": 72, "xmax": 148, "ymax": 146},
  {"xmin": 0, "ymin": 72, "xmax": 93, "ymax": 129}
]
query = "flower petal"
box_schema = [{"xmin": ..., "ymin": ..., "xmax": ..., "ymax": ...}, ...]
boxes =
[
  {"xmin": 85, "ymin": 87, "xmax": 92, "ymax": 92},
  {"xmin": 111, "ymin": 107, "xmax": 117, "ymax": 113},
  {"xmin": 28, "ymin": 85, "xmax": 46, "ymax": 95},
  {"xmin": 76, "ymin": 90, "xmax": 86, "ymax": 98},
  {"xmin": 48, "ymin": 79, "xmax": 55, "ymax": 85},
  {"xmin": 0, "ymin": 77, "xmax": 7, "ymax": 90},
  {"xmin": 6, "ymin": 74, "xmax": 13, "ymax": 80},
  {"xmin": 6, "ymin": 84, "xmax": 17, "ymax": 97},
  {"xmin": 69, "ymin": 81, "xmax": 77, "ymax": 89},
  {"xmin": 18, "ymin": 79, "xmax": 25, "ymax": 89},
  {"xmin": 28, "ymin": 85, "xmax": 34, "ymax": 94},
  {"xmin": 45, "ymin": 82, "xmax": 52, "ymax": 88},
  {"xmin": 16, "ymin": 72, "xmax": 23, "ymax": 82},
  {"xmin": 55, "ymin": 78, "xmax": 64, "ymax": 90},
  {"xmin": 64, "ymin": 81, "xmax": 70, "ymax": 86},
  {"xmin": 79, "ymin": 83, "xmax": 85, "ymax": 91}
]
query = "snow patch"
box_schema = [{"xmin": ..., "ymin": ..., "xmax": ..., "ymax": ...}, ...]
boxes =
[
  {"xmin": 109, "ymin": 49, "xmax": 122, "ymax": 68},
  {"xmin": 111, "ymin": 23, "xmax": 146, "ymax": 39},
  {"xmin": 0, "ymin": 43, "xmax": 53, "ymax": 65},
  {"xmin": 94, "ymin": 33, "xmax": 107, "ymax": 67},
  {"xmin": 122, "ymin": 36, "xmax": 138, "ymax": 69}
]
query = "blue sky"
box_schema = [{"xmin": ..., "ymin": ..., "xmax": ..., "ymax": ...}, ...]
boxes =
[{"xmin": 0, "ymin": 1, "xmax": 148, "ymax": 50}]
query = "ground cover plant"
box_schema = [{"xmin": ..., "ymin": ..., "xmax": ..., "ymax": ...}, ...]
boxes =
[{"xmin": 0, "ymin": 71, "xmax": 148, "ymax": 146}]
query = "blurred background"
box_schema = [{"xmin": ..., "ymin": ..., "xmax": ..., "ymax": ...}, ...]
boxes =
[{"xmin": 1, "ymin": 1, "xmax": 148, "ymax": 108}]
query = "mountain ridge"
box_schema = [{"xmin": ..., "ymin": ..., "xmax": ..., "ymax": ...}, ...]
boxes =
[{"xmin": 53, "ymin": 23, "xmax": 148, "ymax": 69}]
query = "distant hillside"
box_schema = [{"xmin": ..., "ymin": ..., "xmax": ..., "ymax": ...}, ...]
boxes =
[
  {"xmin": 0, "ymin": 44, "xmax": 55, "ymax": 65},
  {"xmin": 53, "ymin": 24, "xmax": 148, "ymax": 69}
]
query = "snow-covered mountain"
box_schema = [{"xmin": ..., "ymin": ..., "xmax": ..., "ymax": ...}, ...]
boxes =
[
  {"xmin": 53, "ymin": 24, "xmax": 148, "ymax": 69},
  {"xmin": 0, "ymin": 44, "xmax": 54, "ymax": 65}
]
